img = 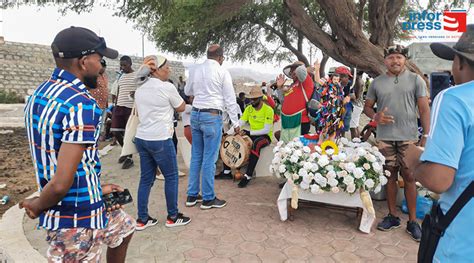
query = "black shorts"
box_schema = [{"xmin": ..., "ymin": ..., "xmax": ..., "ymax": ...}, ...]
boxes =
[{"xmin": 110, "ymin": 106, "xmax": 132, "ymax": 132}]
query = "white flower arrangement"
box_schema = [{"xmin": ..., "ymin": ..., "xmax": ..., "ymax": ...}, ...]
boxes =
[{"xmin": 270, "ymin": 137, "xmax": 389, "ymax": 195}]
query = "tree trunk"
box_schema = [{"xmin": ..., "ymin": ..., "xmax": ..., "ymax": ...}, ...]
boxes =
[
  {"xmin": 368, "ymin": 0, "xmax": 404, "ymax": 47},
  {"xmin": 284, "ymin": 0, "xmax": 404, "ymax": 77}
]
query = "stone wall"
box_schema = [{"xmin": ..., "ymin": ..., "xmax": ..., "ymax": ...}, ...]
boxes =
[{"xmin": 0, "ymin": 41, "xmax": 185, "ymax": 97}]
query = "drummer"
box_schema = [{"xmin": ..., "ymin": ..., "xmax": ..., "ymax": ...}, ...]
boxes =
[{"xmin": 237, "ymin": 86, "xmax": 274, "ymax": 188}]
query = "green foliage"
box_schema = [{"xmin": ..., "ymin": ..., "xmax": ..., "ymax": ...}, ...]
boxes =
[
  {"xmin": 140, "ymin": 0, "xmax": 312, "ymax": 63},
  {"xmin": 0, "ymin": 90, "xmax": 24, "ymax": 104}
]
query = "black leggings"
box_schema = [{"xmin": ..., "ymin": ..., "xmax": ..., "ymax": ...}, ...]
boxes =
[
  {"xmin": 301, "ymin": 122, "xmax": 311, "ymax": 135},
  {"xmin": 245, "ymin": 135, "xmax": 271, "ymax": 177}
]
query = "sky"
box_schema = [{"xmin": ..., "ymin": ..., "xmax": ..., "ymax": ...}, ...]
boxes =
[
  {"xmin": 0, "ymin": 4, "xmax": 288, "ymax": 75},
  {"xmin": 1, "ymin": 2, "xmax": 473, "ymax": 77}
]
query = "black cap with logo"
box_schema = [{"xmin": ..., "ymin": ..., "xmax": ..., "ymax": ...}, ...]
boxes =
[
  {"xmin": 51, "ymin": 26, "xmax": 118, "ymax": 59},
  {"xmin": 430, "ymin": 24, "xmax": 474, "ymax": 62}
]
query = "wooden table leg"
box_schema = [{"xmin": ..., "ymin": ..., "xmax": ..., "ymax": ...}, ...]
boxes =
[{"xmin": 288, "ymin": 199, "xmax": 295, "ymax": 221}]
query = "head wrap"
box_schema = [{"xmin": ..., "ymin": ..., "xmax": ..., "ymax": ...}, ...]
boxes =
[{"xmin": 136, "ymin": 55, "xmax": 167, "ymax": 85}]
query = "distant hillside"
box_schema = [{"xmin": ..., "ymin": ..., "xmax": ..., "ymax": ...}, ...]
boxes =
[
  {"xmin": 228, "ymin": 67, "xmax": 276, "ymax": 83},
  {"xmin": 183, "ymin": 62, "xmax": 276, "ymax": 83}
]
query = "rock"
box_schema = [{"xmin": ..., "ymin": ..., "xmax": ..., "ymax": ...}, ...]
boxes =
[{"xmin": 15, "ymin": 186, "xmax": 31, "ymax": 194}]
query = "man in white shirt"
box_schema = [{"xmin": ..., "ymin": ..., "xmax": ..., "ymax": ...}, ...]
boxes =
[
  {"xmin": 111, "ymin": 56, "xmax": 137, "ymax": 169},
  {"xmin": 184, "ymin": 44, "xmax": 240, "ymax": 209}
]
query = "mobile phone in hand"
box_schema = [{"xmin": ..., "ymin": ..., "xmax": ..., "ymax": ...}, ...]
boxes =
[{"xmin": 102, "ymin": 189, "xmax": 133, "ymax": 210}]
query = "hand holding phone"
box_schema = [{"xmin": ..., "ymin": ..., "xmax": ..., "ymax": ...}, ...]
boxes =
[{"xmin": 102, "ymin": 189, "xmax": 133, "ymax": 210}]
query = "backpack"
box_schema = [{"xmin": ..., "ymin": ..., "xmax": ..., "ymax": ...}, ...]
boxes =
[{"xmin": 302, "ymin": 82, "xmax": 322, "ymax": 118}]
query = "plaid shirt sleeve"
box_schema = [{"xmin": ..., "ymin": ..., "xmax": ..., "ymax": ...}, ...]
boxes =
[{"xmin": 61, "ymin": 102, "xmax": 100, "ymax": 144}]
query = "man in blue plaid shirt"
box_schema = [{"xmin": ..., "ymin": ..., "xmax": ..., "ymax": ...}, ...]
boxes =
[{"xmin": 20, "ymin": 26, "xmax": 135, "ymax": 262}]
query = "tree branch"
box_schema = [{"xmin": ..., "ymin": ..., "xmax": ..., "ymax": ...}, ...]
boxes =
[
  {"xmin": 285, "ymin": 0, "xmax": 386, "ymax": 76},
  {"xmin": 297, "ymin": 31, "xmax": 303, "ymax": 53},
  {"xmin": 320, "ymin": 52, "xmax": 329, "ymax": 78},
  {"xmin": 368, "ymin": 0, "xmax": 404, "ymax": 46},
  {"xmin": 284, "ymin": 0, "xmax": 344, "ymax": 63},
  {"xmin": 259, "ymin": 22, "xmax": 309, "ymax": 65},
  {"xmin": 357, "ymin": 0, "xmax": 367, "ymax": 30}
]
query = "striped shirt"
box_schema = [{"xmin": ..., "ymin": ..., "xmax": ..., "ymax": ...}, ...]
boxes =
[
  {"xmin": 24, "ymin": 68, "xmax": 107, "ymax": 230},
  {"xmin": 116, "ymin": 72, "xmax": 137, "ymax": 108}
]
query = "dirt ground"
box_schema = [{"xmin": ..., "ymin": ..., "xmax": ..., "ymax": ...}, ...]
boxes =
[{"xmin": 0, "ymin": 128, "xmax": 36, "ymax": 217}]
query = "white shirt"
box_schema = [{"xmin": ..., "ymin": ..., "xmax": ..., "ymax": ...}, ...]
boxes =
[
  {"xmin": 182, "ymin": 104, "xmax": 192, "ymax": 126},
  {"xmin": 185, "ymin": 59, "xmax": 240, "ymax": 127},
  {"xmin": 135, "ymin": 78, "xmax": 184, "ymax": 141}
]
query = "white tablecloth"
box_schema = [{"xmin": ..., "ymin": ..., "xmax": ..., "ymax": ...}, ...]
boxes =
[{"xmin": 277, "ymin": 182, "xmax": 376, "ymax": 233}]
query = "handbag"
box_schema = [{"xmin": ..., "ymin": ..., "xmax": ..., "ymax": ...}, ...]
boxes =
[
  {"xmin": 418, "ymin": 181, "xmax": 474, "ymax": 262},
  {"xmin": 120, "ymin": 105, "xmax": 139, "ymax": 156},
  {"xmin": 301, "ymin": 83, "xmax": 321, "ymax": 118}
]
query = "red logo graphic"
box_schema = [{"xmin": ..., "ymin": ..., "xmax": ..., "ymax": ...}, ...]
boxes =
[{"xmin": 443, "ymin": 10, "xmax": 467, "ymax": 32}]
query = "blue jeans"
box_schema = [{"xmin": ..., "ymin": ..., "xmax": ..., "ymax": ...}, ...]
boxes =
[
  {"xmin": 343, "ymin": 103, "xmax": 353, "ymax": 132},
  {"xmin": 135, "ymin": 138, "xmax": 179, "ymax": 221},
  {"xmin": 187, "ymin": 111, "xmax": 223, "ymax": 201}
]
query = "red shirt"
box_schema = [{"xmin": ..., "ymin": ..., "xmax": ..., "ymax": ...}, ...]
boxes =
[
  {"xmin": 281, "ymin": 74, "xmax": 314, "ymax": 123},
  {"xmin": 264, "ymin": 94, "xmax": 280, "ymax": 123}
]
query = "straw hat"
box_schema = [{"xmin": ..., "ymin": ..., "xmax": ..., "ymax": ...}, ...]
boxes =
[{"xmin": 246, "ymin": 86, "xmax": 264, "ymax": 99}]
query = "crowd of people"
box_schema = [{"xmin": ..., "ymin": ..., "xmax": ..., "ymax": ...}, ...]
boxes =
[{"xmin": 18, "ymin": 24, "xmax": 474, "ymax": 262}]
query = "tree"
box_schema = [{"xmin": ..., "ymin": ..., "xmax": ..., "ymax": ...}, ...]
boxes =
[
  {"xmin": 127, "ymin": 0, "xmax": 329, "ymax": 68},
  {"xmin": 284, "ymin": 0, "xmax": 468, "ymax": 76},
  {"xmin": 8, "ymin": 0, "xmax": 466, "ymax": 77}
]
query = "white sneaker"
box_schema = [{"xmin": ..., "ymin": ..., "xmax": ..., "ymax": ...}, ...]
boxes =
[
  {"xmin": 136, "ymin": 217, "xmax": 158, "ymax": 231},
  {"xmin": 178, "ymin": 171, "xmax": 186, "ymax": 177}
]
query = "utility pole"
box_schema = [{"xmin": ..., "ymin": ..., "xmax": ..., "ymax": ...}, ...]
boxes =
[{"xmin": 142, "ymin": 33, "xmax": 145, "ymax": 58}]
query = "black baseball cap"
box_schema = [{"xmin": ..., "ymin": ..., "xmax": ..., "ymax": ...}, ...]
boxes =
[
  {"xmin": 51, "ymin": 26, "xmax": 118, "ymax": 59},
  {"xmin": 430, "ymin": 24, "xmax": 474, "ymax": 62}
]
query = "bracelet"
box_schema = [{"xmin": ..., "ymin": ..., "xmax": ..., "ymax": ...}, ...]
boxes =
[{"xmin": 422, "ymin": 134, "xmax": 429, "ymax": 138}]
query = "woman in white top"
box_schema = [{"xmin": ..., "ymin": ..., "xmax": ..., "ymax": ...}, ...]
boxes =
[{"xmin": 134, "ymin": 55, "xmax": 190, "ymax": 230}]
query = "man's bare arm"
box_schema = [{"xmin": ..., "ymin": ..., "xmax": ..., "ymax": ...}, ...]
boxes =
[
  {"xmin": 20, "ymin": 143, "xmax": 85, "ymax": 217},
  {"xmin": 363, "ymin": 99, "xmax": 376, "ymax": 119},
  {"xmin": 415, "ymin": 162, "xmax": 455, "ymax": 194},
  {"xmin": 417, "ymin": 96, "xmax": 431, "ymax": 146}
]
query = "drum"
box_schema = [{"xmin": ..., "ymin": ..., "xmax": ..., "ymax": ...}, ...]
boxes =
[{"xmin": 220, "ymin": 135, "xmax": 252, "ymax": 168}]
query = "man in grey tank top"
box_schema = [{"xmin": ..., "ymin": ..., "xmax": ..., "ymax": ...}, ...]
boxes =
[{"xmin": 364, "ymin": 45, "xmax": 431, "ymax": 241}]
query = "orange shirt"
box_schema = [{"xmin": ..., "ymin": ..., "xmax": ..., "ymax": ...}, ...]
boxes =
[{"xmin": 281, "ymin": 74, "xmax": 314, "ymax": 123}]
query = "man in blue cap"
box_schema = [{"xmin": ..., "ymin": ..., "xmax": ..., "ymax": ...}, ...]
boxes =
[
  {"xmin": 20, "ymin": 27, "xmax": 135, "ymax": 262},
  {"xmin": 410, "ymin": 24, "xmax": 474, "ymax": 262}
]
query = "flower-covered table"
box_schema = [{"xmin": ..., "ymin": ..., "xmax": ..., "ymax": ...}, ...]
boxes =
[
  {"xmin": 277, "ymin": 182, "xmax": 376, "ymax": 233},
  {"xmin": 271, "ymin": 137, "xmax": 391, "ymax": 234}
]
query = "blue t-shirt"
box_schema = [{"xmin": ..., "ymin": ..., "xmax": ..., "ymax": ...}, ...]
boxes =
[{"xmin": 420, "ymin": 80, "xmax": 474, "ymax": 262}]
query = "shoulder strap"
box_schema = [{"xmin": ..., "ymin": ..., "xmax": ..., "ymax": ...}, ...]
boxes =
[
  {"xmin": 439, "ymin": 181, "xmax": 474, "ymax": 230},
  {"xmin": 300, "ymin": 83, "xmax": 309, "ymax": 103}
]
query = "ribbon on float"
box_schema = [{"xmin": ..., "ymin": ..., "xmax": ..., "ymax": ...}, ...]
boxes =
[
  {"xmin": 291, "ymin": 180, "xmax": 299, "ymax": 209},
  {"xmin": 359, "ymin": 188, "xmax": 375, "ymax": 215}
]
